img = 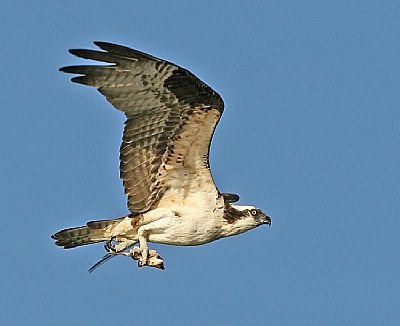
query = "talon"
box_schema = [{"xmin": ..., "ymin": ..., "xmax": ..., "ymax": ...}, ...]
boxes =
[
  {"xmin": 137, "ymin": 260, "xmax": 146, "ymax": 268},
  {"xmin": 104, "ymin": 236, "xmax": 117, "ymax": 253},
  {"xmin": 104, "ymin": 243, "xmax": 111, "ymax": 252},
  {"xmin": 139, "ymin": 257, "xmax": 148, "ymax": 267}
]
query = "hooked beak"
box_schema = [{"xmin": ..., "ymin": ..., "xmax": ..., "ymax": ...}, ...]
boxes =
[{"xmin": 263, "ymin": 215, "xmax": 272, "ymax": 227}]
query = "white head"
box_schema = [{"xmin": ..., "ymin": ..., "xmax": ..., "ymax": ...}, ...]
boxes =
[{"xmin": 221, "ymin": 203, "xmax": 271, "ymax": 237}]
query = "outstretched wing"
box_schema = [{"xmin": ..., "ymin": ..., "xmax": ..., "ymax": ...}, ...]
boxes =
[{"xmin": 60, "ymin": 42, "xmax": 224, "ymax": 213}]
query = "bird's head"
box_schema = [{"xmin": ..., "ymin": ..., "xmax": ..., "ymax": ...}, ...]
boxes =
[
  {"xmin": 237, "ymin": 206, "xmax": 271, "ymax": 226},
  {"xmin": 249, "ymin": 207, "xmax": 271, "ymax": 226},
  {"xmin": 224, "ymin": 204, "xmax": 271, "ymax": 227}
]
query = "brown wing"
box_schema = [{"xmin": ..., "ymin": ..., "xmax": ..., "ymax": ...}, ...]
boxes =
[{"xmin": 60, "ymin": 42, "xmax": 224, "ymax": 213}]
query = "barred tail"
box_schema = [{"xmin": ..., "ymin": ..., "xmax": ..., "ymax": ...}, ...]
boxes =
[{"xmin": 51, "ymin": 217, "xmax": 126, "ymax": 249}]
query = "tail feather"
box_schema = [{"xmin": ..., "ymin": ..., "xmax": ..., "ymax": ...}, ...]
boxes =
[
  {"xmin": 51, "ymin": 217, "xmax": 126, "ymax": 249},
  {"xmin": 86, "ymin": 219, "xmax": 117, "ymax": 230}
]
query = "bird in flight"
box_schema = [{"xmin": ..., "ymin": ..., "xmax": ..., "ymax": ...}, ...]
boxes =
[{"xmin": 52, "ymin": 42, "xmax": 271, "ymax": 271}]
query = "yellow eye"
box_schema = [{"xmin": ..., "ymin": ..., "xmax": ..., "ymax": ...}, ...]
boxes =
[{"xmin": 251, "ymin": 209, "xmax": 258, "ymax": 216}]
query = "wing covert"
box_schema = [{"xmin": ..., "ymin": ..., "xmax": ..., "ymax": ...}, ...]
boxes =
[{"xmin": 60, "ymin": 42, "xmax": 224, "ymax": 213}]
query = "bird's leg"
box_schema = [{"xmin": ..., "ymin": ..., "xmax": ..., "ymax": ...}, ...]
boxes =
[
  {"xmin": 103, "ymin": 235, "xmax": 164, "ymax": 269},
  {"xmin": 137, "ymin": 228, "xmax": 149, "ymax": 267},
  {"xmin": 128, "ymin": 213, "xmax": 171, "ymax": 269}
]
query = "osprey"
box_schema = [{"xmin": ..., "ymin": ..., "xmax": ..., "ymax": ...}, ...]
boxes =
[{"xmin": 52, "ymin": 42, "xmax": 271, "ymax": 271}]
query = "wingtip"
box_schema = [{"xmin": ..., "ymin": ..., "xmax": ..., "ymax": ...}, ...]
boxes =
[
  {"xmin": 93, "ymin": 40, "xmax": 110, "ymax": 48},
  {"xmin": 93, "ymin": 41, "xmax": 119, "ymax": 52},
  {"xmin": 58, "ymin": 67, "xmax": 86, "ymax": 84},
  {"xmin": 68, "ymin": 48, "xmax": 81, "ymax": 56}
]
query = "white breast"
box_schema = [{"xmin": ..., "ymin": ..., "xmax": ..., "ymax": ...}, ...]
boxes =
[{"xmin": 147, "ymin": 192, "xmax": 226, "ymax": 246}]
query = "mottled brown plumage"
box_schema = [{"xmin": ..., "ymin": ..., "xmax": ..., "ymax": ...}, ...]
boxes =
[
  {"xmin": 53, "ymin": 42, "xmax": 271, "ymax": 271},
  {"xmin": 60, "ymin": 42, "xmax": 223, "ymax": 214}
]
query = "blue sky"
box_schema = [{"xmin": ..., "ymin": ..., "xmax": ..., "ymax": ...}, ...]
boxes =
[{"xmin": 1, "ymin": 1, "xmax": 399, "ymax": 325}]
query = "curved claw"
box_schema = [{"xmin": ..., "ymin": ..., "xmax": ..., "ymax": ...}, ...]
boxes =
[
  {"xmin": 104, "ymin": 236, "xmax": 117, "ymax": 253},
  {"xmin": 136, "ymin": 255, "xmax": 148, "ymax": 268}
]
